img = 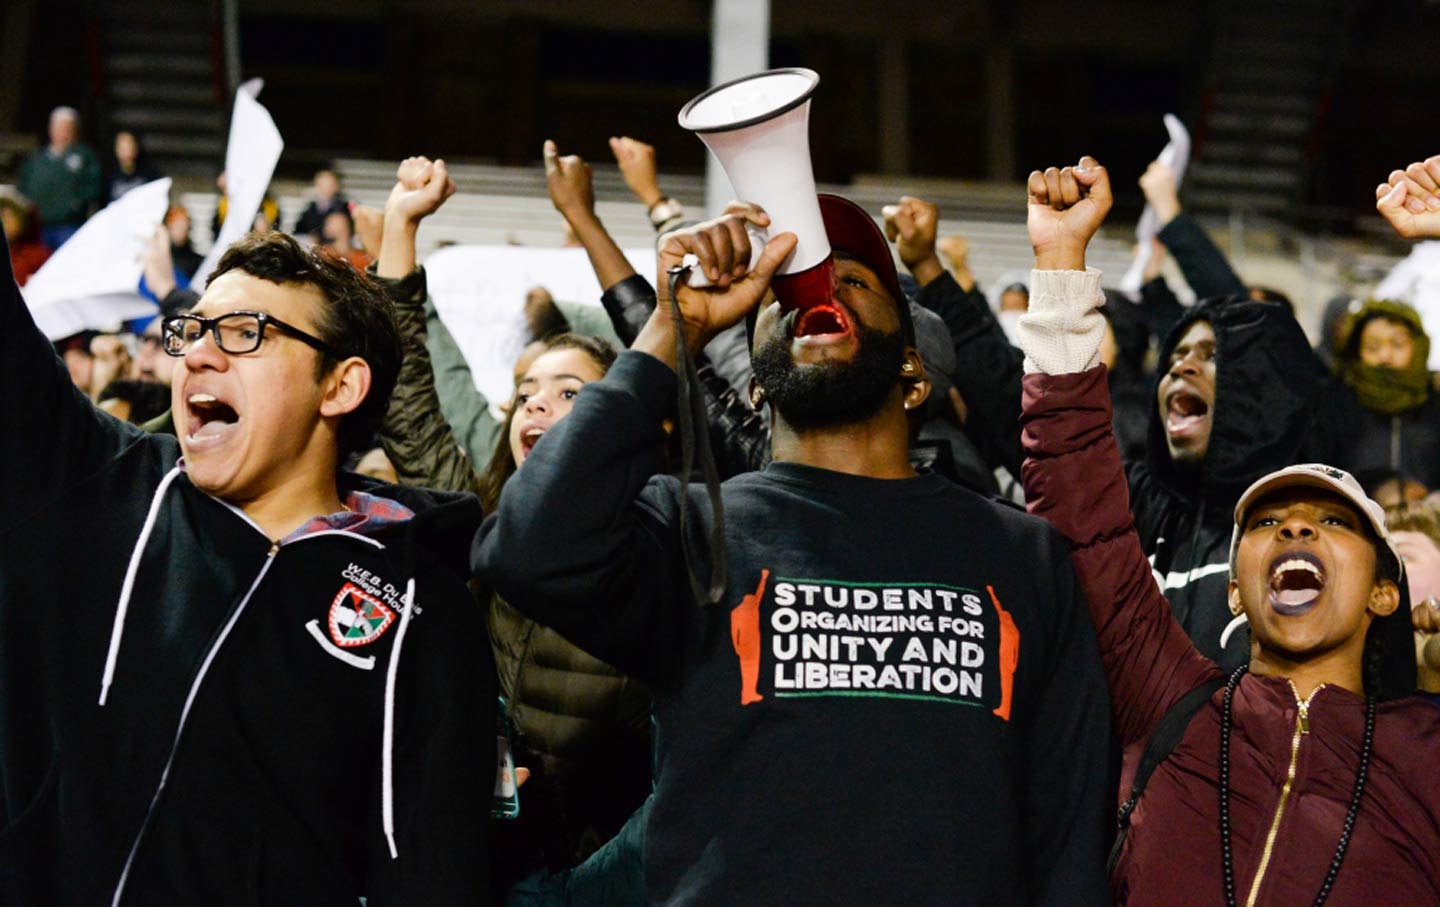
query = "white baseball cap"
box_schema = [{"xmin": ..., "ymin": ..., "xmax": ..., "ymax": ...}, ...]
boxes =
[{"xmin": 1229, "ymin": 463, "xmax": 1402, "ymax": 582}]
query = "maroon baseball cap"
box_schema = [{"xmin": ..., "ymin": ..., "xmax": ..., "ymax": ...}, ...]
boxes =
[{"xmin": 818, "ymin": 193, "xmax": 914, "ymax": 344}]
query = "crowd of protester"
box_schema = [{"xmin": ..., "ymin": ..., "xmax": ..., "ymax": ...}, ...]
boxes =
[
  {"xmin": 7, "ymin": 84, "xmax": 1440, "ymax": 905},
  {"xmin": 2, "ymin": 107, "xmax": 380, "ymax": 424}
]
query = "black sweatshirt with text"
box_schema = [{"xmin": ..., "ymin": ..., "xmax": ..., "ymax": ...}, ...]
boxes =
[{"xmin": 475, "ymin": 351, "xmax": 1111, "ymax": 906}]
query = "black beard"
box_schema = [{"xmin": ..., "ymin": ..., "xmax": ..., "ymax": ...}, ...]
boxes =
[{"xmin": 751, "ymin": 320, "xmax": 906, "ymax": 430}]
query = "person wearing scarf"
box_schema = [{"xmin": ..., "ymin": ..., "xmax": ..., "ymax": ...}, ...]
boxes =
[{"xmin": 1329, "ymin": 298, "xmax": 1440, "ymax": 491}]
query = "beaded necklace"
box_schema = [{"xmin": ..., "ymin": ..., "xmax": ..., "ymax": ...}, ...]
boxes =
[{"xmin": 1218, "ymin": 666, "xmax": 1377, "ymax": 907}]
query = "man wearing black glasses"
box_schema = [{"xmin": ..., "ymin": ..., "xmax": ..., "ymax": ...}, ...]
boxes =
[{"xmin": 0, "ymin": 227, "xmax": 493, "ymax": 904}]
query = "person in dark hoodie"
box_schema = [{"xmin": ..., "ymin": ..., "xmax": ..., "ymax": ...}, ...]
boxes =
[
  {"xmin": 1327, "ymin": 298, "xmax": 1440, "ymax": 491},
  {"xmin": 0, "ymin": 227, "xmax": 493, "ymax": 904},
  {"xmin": 476, "ymin": 193, "xmax": 1111, "ymax": 906},
  {"xmin": 1133, "ymin": 292, "xmax": 1332, "ymax": 669}
]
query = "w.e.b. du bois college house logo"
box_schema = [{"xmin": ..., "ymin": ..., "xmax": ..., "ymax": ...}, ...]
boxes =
[{"xmin": 328, "ymin": 582, "xmax": 396, "ymax": 648}]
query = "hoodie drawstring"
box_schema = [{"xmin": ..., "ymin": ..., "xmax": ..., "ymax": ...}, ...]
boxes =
[
  {"xmin": 100, "ymin": 465, "xmax": 183, "ymax": 706},
  {"xmin": 381, "ymin": 577, "xmax": 416, "ymax": 860}
]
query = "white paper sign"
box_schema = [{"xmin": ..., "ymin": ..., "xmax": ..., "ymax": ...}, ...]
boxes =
[
  {"xmin": 1119, "ymin": 114, "xmax": 1191, "ymax": 297},
  {"xmin": 425, "ymin": 245, "xmax": 656, "ymax": 405},
  {"xmin": 193, "ymin": 81, "xmax": 284, "ymax": 290},
  {"xmin": 22, "ymin": 177, "xmax": 172, "ymax": 339},
  {"xmin": 1374, "ymin": 241, "xmax": 1440, "ymax": 370}
]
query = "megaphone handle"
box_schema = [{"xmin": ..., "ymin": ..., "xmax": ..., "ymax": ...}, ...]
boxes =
[{"xmin": 683, "ymin": 226, "xmax": 768, "ymax": 289}]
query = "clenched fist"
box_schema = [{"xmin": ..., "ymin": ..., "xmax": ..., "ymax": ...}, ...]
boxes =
[
  {"xmin": 1027, "ymin": 156, "xmax": 1112, "ymax": 272},
  {"xmin": 882, "ymin": 196, "xmax": 944, "ymax": 286},
  {"xmin": 385, "ymin": 156, "xmax": 456, "ymax": 226},
  {"xmin": 1377, "ymin": 155, "xmax": 1440, "ymax": 240},
  {"xmin": 609, "ymin": 136, "xmax": 662, "ymax": 209}
]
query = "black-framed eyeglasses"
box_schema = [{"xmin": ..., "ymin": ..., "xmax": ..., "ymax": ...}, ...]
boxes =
[{"xmin": 162, "ymin": 311, "xmax": 340, "ymax": 358}]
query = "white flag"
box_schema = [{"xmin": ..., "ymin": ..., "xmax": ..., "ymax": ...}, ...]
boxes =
[
  {"xmin": 1119, "ymin": 114, "xmax": 1191, "ymax": 298},
  {"xmin": 192, "ymin": 80, "xmax": 284, "ymax": 290}
]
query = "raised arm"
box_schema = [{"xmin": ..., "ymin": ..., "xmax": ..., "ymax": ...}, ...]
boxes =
[
  {"xmin": 0, "ymin": 227, "xmax": 147, "ymax": 530},
  {"xmin": 1140, "ymin": 160, "xmax": 1246, "ymax": 300},
  {"xmin": 1137, "ymin": 252, "xmax": 1187, "ymax": 343},
  {"xmin": 1376, "ymin": 154, "xmax": 1440, "ymax": 240},
  {"xmin": 610, "ymin": 136, "xmax": 687, "ymax": 235},
  {"xmin": 545, "ymin": 141, "xmax": 636, "ymax": 293},
  {"xmin": 886, "ymin": 196, "xmax": 1025, "ymax": 476},
  {"xmin": 1016, "ymin": 157, "xmax": 1221, "ymax": 748},
  {"xmin": 373, "ymin": 156, "xmax": 486, "ymax": 495}
]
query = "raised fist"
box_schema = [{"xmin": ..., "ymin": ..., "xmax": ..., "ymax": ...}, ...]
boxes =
[
  {"xmin": 1027, "ymin": 156, "xmax": 1112, "ymax": 272},
  {"xmin": 544, "ymin": 140, "xmax": 596, "ymax": 221},
  {"xmin": 609, "ymin": 136, "xmax": 662, "ymax": 209},
  {"xmin": 882, "ymin": 196, "xmax": 941, "ymax": 277},
  {"xmin": 937, "ymin": 235, "xmax": 968, "ymax": 270},
  {"xmin": 1377, "ymin": 156, "xmax": 1440, "ymax": 240},
  {"xmin": 385, "ymin": 156, "xmax": 456, "ymax": 225}
]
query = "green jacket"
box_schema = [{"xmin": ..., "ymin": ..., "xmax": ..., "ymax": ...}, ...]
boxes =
[
  {"xmin": 19, "ymin": 144, "xmax": 102, "ymax": 226},
  {"xmin": 376, "ymin": 266, "xmax": 650, "ymax": 871}
]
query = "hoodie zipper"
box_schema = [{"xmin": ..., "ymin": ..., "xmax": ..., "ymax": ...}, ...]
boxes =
[
  {"xmin": 1243, "ymin": 681, "xmax": 1323, "ymax": 907},
  {"xmin": 110, "ymin": 527, "xmax": 385, "ymax": 905},
  {"xmin": 110, "ymin": 542, "xmax": 278, "ymax": 906},
  {"xmin": 1391, "ymin": 415, "xmax": 1401, "ymax": 470}
]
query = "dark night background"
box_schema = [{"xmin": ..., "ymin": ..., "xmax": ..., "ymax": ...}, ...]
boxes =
[{"xmin": 5, "ymin": 0, "xmax": 1438, "ymax": 230}]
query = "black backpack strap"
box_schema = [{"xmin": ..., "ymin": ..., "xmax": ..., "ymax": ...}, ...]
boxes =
[{"xmin": 1106, "ymin": 676, "xmax": 1225, "ymax": 874}]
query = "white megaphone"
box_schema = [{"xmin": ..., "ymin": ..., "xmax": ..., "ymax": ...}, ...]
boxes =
[{"xmin": 678, "ymin": 67, "xmax": 834, "ymax": 313}]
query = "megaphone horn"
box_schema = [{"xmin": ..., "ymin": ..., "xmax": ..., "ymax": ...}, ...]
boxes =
[{"xmin": 678, "ymin": 67, "xmax": 834, "ymax": 312}]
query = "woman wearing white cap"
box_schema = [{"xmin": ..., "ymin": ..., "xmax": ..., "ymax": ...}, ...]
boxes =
[{"xmin": 1012, "ymin": 153, "xmax": 1440, "ymax": 906}]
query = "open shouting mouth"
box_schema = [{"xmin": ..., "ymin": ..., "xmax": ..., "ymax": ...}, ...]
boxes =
[
  {"xmin": 516, "ymin": 422, "xmax": 547, "ymax": 461},
  {"xmin": 1165, "ymin": 388, "xmax": 1210, "ymax": 441},
  {"xmin": 792, "ymin": 303, "xmax": 852, "ymax": 341},
  {"xmin": 1268, "ymin": 550, "xmax": 1326, "ymax": 616},
  {"xmin": 184, "ymin": 391, "xmax": 241, "ymax": 451}
]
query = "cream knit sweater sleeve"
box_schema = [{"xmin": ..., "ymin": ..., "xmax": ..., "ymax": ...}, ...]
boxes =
[{"xmin": 1015, "ymin": 267, "xmax": 1106, "ymax": 375}]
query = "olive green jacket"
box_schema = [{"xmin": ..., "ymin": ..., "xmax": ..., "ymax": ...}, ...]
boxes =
[{"xmin": 376, "ymin": 266, "xmax": 650, "ymax": 868}]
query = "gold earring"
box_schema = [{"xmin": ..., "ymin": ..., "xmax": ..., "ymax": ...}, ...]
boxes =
[{"xmin": 1229, "ymin": 599, "xmax": 1243, "ymax": 617}]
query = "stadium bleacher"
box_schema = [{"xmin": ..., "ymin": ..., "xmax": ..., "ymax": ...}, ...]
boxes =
[{"xmin": 178, "ymin": 157, "xmax": 1140, "ymax": 298}]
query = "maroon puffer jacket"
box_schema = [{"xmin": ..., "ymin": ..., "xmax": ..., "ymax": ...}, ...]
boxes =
[{"xmin": 1021, "ymin": 366, "xmax": 1440, "ymax": 906}]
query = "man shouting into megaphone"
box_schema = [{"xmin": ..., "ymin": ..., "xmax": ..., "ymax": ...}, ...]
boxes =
[{"xmin": 475, "ymin": 193, "xmax": 1111, "ymax": 906}]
